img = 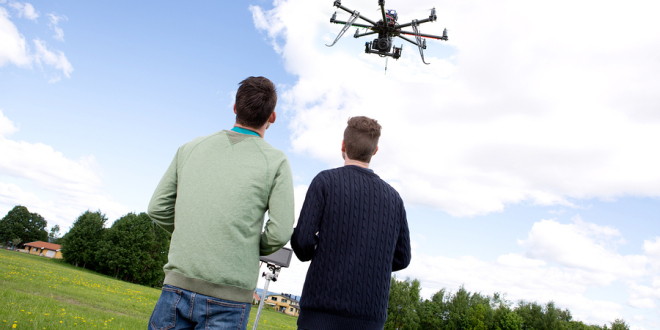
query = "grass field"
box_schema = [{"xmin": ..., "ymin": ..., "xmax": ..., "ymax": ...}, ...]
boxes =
[{"xmin": 0, "ymin": 249, "xmax": 298, "ymax": 329}]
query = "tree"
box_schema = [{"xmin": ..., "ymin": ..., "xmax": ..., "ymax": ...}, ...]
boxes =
[
  {"xmin": 467, "ymin": 304, "xmax": 488, "ymax": 330},
  {"xmin": 543, "ymin": 301, "xmax": 569, "ymax": 330},
  {"xmin": 609, "ymin": 319, "xmax": 629, "ymax": 330},
  {"xmin": 494, "ymin": 303, "xmax": 523, "ymax": 330},
  {"xmin": 11, "ymin": 238, "xmax": 22, "ymax": 249},
  {"xmin": 418, "ymin": 289, "xmax": 448, "ymax": 330},
  {"xmin": 140, "ymin": 214, "xmax": 171, "ymax": 286},
  {"xmin": 386, "ymin": 277, "xmax": 421, "ymax": 330},
  {"xmin": 468, "ymin": 292, "xmax": 495, "ymax": 329},
  {"xmin": 0, "ymin": 205, "xmax": 48, "ymax": 246},
  {"xmin": 446, "ymin": 286, "xmax": 472, "ymax": 330},
  {"xmin": 49, "ymin": 225, "xmax": 62, "ymax": 244},
  {"xmin": 516, "ymin": 301, "xmax": 544, "ymax": 330},
  {"xmin": 61, "ymin": 210, "xmax": 107, "ymax": 268},
  {"xmin": 95, "ymin": 212, "xmax": 170, "ymax": 286}
]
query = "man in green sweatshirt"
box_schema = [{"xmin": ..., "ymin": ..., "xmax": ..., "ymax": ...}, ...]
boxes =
[{"xmin": 147, "ymin": 76, "xmax": 295, "ymax": 330}]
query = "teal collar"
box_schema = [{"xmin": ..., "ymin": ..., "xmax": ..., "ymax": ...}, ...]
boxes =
[{"xmin": 231, "ymin": 127, "xmax": 260, "ymax": 137}]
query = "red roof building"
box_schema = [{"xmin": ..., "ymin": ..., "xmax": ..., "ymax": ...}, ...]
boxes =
[{"xmin": 24, "ymin": 241, "xmax": 63, "ymax": 259}]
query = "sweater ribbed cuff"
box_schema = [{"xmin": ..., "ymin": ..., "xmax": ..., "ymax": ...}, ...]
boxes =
[
  {"xmin": 297, "ymin": 309, "xmax": 386, "ymax": 330},
  {"xmin": 163, "ymin": 271, "xmax": 254, "ymax": 304}
]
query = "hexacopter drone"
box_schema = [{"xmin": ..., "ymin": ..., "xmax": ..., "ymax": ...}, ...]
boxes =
[{"xmin": 327, "ymin": 0, "xmax": 448, "ymax": 65}]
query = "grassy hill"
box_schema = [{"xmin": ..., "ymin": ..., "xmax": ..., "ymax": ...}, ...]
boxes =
[{"xmin": 0, "ymin": 249, "xmax": 298, "ymax": 329}]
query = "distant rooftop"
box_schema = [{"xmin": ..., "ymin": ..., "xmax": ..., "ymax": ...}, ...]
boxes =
[{"xmin": 24, "ymin": 241, "xmax": 61, "ymax": 251}]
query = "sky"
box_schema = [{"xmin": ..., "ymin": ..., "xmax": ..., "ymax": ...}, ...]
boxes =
[{"xmin": 1, "ymin": 0, "xmax": 660, "ymax": 328}]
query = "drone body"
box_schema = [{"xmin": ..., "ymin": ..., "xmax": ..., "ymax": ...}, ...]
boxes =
[{"xmin": 327, "ymin": 0, "xmax": 448, "ymax": 64}]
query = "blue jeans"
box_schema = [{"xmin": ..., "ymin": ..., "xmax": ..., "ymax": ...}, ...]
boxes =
[{"xmin": 149, "ymin": 285, "xmax": 252, "ymax": 330}]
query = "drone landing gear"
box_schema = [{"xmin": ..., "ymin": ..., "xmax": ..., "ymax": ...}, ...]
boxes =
[
  {"xmin": 411, "ymin": 20, "xmax": 430, "ymax": 64},
  {"xmin": 251, "ymin": 264, "xmax": 281, "ymax": 330},
  {"xmin": 327, "ymin": 9, "xmax": 361, "ymax": 47}
]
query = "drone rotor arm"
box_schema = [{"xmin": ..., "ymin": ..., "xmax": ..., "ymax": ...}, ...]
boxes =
[
  {"xmin": 354, "ymin": 30, "xmax": 378, "ymax": 38},
  {"xmin": 397, "ymin": 18, "xmax": 435, "ymax": 29},
  {"xmin": 378, "ymin": 0, "xmax": 388, "ymax": 25},
  {"xmin": 398, "ymin": 34, "xmax": 422, "ymax": 47},
  {"xmin": 333, "ymin": 1, "xmax": 377, "ymax": 26},
  {"xmin": 331, "ymin": 20, "xmax": 374, "ymax": 29},
  {"xmin": 400, "ymin": 31, "xmax": 446, "ymax": 40}
]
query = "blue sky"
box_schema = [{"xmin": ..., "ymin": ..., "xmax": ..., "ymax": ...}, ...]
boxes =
[{"xmin": 2, "ymin": 0, "xmax": 660, "ymax": 328}]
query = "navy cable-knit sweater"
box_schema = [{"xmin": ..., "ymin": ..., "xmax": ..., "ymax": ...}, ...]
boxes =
[{"xmin": 291, "ymin": 165, "xmax": 411, "ymax": 330}]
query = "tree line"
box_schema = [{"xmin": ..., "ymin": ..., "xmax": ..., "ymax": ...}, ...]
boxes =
[
  {"xmin": 61, "ymin": 210, "xmax": 171, "ymax": 287},
  {"xmin": 0, "ymin": 206, "xmax": 632, "ymax": 328},
  {"xmin": 385, "ymin": 277, "xmax": 629, "ymax": 330},
  {"xmin": 0, "ymin": 205, "xmax": 170, "ymax": 287}
]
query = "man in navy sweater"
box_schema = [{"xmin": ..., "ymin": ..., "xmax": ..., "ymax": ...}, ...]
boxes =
[{"xmin": 291, "ymin": 116, "xmax": 411, "ymax": 330}]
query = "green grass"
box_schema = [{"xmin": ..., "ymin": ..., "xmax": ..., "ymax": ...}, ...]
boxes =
[{"xmin": 0, "ymin": 249, "xmax": 298, "ymax": 329}]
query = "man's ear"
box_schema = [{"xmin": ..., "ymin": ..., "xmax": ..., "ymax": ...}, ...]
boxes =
[
  {"xmin": 373, "ymin": 146, "xmax": 379, "ymax": 156},
  {"xmin": 233, "ymin": 104, "xmax": 237, "ymax": 114},
  {"xmin": 341, "ymin": 140, "xmax": 346, "ymax": 152},
  {"xmin": 269, "ymin": 111, "xmax": 277, "ymax": 124}
]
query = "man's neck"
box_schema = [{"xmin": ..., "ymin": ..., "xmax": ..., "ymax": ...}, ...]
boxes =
[
  {"xmin": 233, "ymin": 123, "xmax": 266, "ymax": 138},
  {"xmin": 344, "ymin": 158, "xmax": 370, "ymax": 169}
]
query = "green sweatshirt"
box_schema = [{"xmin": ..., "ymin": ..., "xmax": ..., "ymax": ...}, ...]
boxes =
[{"xmin": 147, "ymin": 129, "xmax": 295, "ymax": 303}]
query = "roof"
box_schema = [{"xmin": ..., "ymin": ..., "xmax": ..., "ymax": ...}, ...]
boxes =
[
  {"xmin": 253, "ymin": 292, "xmax": 261, "ymax": 301},
  {"xmin": 267, "ymin": 294, "xmax": 300, "ymax": 303},
  {"xmin": 24, "ymin": 241, "xmax": 61, "ymax": 251}
]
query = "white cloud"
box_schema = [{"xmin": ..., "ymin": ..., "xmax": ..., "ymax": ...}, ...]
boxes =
[
  {"xmin": 7, "ymin": 1, "xmax": 38, "ymax": 21},
  {"xmin": 0, "ymin": 110, "xmax": 127, "ymax": 229},
  {"xmin": 396, "ymin": 249, "xmax": 625, "ymax": 325},
  {"xmin": 628, "ymin": 297, "xmax": 656, "ymax": 309},
  {"xmin": 644, "ymin": 237, "xmax": 660, "ymax": 259},
  {"xmin": 0, "ymin": 6, "xmax": 30, "ymax": 67},
  {"xmin": 0, "ymin": 7, "xmax": 73, "ymax": 80},
  {"xmin": 292, "ymin": 184, "xmax": 308, "ymax": 227},
  {"xmin": 0, "ymin": 111, "xmax": 19, "ymax": 136},
  {"xmin": 251, "ymin": 0, "xmax": 660, "ymax": 217},
  {"xmin": 47, "ymin": 13, "xmax": 66, "ymax": 42},
  {"xmin": 627, "ymin": 279, "xmax": 660, "ymax": 307},
  {"xmin": 33, "ymin": 38, "xmax": 73, "ymax": 78},
  {"xmin": 394, "ymin": 216, "xmax": 659, "ymax": 324},
  {"xmin": 518, "ymin": 216, "xmax": 647, "ymax": 279},
  {"xmin": 0, "ymin": 182, "xmax": 41, "ymax": 207}
]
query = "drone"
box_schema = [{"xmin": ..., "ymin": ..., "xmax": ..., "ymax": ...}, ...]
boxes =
[{"xmin": 327, "ymin": 0, "xmax": 448, "ymax": 65}]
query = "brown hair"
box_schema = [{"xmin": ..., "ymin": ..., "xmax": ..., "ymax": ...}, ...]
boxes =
[
  {"xmin": 235, "ymin": 76, "xmax": 277, "ymax": 128},
  {"xmin": 344, "ymin": 116, "xmax": 382, "ymax": 163}
]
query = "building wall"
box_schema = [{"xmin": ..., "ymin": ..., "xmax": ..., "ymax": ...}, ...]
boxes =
[
  {"xmin": 284, "ymin": 306, "xmax": 300, "ymax": 317},
  {"xmin": 266, "ymin": 295, "xmax": 300, "ymax": 317},
  {"xmin": 27, "ymin": 247, "xmax": 62, "ymax": 259},
  {"xmin": 29, "ymin": 247, "xmax": 41, "ymax": 256}
]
